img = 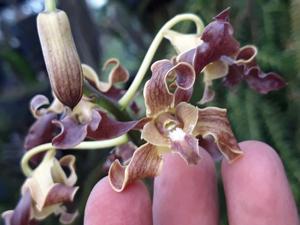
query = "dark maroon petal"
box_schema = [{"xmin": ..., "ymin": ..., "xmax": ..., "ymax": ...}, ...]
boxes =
[
  {"xmin": 52, "ymin": 116, "xmax": 88, "ymax": 149},
  {"xmin": 43, "ymin": 184, "xmax": 78, "ymax": 207},
  {"xmin": 87, "ymin": 111, "xmax": 141, "ymax": 140},
  {"xmin": 2, "ymin": 190, "xmax": 32, "ymax": 225},
  {"xmin": 24, "ymin": 113, "xmax": 58, "ymax": 164},
  {"xmin": 222, "ymin": 64, "xmax": 244, "ymax": 88},
  {"xmin": 193, "ymin": 8, "xmax": 239, "ymax": 74},
  {"xmin": 24, "ymin": 113, "xmax": 58, "ymax": 150},
  {"xmin": 245, "ymin": 67, "xmax": 287, "ymax": 94}
]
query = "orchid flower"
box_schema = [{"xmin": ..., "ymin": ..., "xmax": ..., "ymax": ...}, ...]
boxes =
[
  {"xmin": 108, "ymin": 59, "xmax": 243, "ymax": 192},
  {"xmin": 2, "ymin": 150, "xmax": 78, "ymax": 224},
  {"xmin": 165, "ymin": 8, "xmax": 286, "ymax": 104}
]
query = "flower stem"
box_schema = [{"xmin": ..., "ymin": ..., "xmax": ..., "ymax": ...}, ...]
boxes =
[
  {"xmin": 45, "ymin": 0, "xmax": 56, "ymax": 12},
  {"xmin": 21, "ymin": 134, "xmax": 128, "ymax": 177},
  {"xmin": 118, "ymin": 13, "xmax": 204, "ymax": 109}
]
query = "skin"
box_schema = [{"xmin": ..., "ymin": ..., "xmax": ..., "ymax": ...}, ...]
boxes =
[{"xmin": 84, "ymin": 141, "xmax": 300, "ymax": 225}]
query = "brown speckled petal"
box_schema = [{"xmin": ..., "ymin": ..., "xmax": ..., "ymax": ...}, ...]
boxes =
[
  {"xmin": 109, "ymin": 143, "xmax": 163, "ymax": 192},
  {"xmin": 194, "ymin": 107, "xmax": 243, "ymax": 162},
  {"xmin": 144, "ymin": 60, "xmax": 174, "ymax": 116}
]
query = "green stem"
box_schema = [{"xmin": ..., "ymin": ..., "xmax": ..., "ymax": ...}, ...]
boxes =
[
  {"xmin": 21, "ymin": 134, "xmax": 128, "ymax": 177},
  {"xmin": 118, "ymin": 14, "xmax": 204, "ymax": 108},
  {"xmin": 45, "ymin": 0, "xmax": 56, "ymax": 12}
]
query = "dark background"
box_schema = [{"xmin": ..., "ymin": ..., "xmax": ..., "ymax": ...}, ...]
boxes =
[{"xmin": 0, "ymin": 0, "xmax": 299, "ymax": 224}]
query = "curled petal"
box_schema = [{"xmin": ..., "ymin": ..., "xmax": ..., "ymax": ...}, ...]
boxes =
[
  {"xmin": 87, "ymin": 111, "xmax": 141, "ymax": 140},
  {"xmin": 24, "ymin": 112, "xmax": 57, "ymax": 153},
  {"xmin": 82, "ymin": 58, "xmax": 129, "ymax": 93},
  {"xmin": 1, "ymin": 190, "xmax": 32, "ymax": 225},
  {"xmin": 177, "ymin": 8, "xmax": 240, "ymax": 78},
  {"xmin": 193, "ymin": 107, "xmax": 243, "ymax": 162},
  {"xmin": 43, "ymin": 184, "xmax": 78, "ymax": 207},
  {"xmin": 169, "ymin": 128, "xmax": 200, "ymax": 164},
  {"xmin": 141, "ymin": 120, "xmax": 169, "ymax": 147},
  {"xmin": 245, "ymin": 67, "xmax": 287, "ymax": 94},
  {"xmin": 51, "ymin": 155, "xmax": 77, "ymax": 187},
  {"xmin": 56, "ymin": 206, "xmax": 78, "ymax": 224},
  {"xmin": 169, "ymin": 62, "xmax": 196, "ymax": 91},
  {"xmin": 175, "ymin": 102, "xmax": 198, "ymax": 133},
  {"xmin": 190, "ymin": 8, "xmax": 239, "ymax": 74},
  {"xmin": 235, "ymin": 45, "xmax": 257, "ymax": 65},
  {"xmin": 144, "ymin": 60, "xmax": 196, "ymax": 116},
  {"xmin": 164, "ymin": 29, "xmax": 202, "ymax": 53},
  {"xmin": 30, "ymin": 95, "xmax": 50, "ymax": 118},
  {"xmin": 144, "ymin": 60, "xmax": 174, "ymax": 116},
  {"xmin": 103, "ymin": 142, "xmax": 136, "ymax": 173},
  {"xmin": 52, "ymin": 116, "xmax": 88, "ymax": 149},
  {"xmin": 109, "ymin": 143, "xmax": 163, "ymax": 192}
]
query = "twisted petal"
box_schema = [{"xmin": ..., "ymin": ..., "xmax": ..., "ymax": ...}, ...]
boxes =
[
  {"xmin": 109, "ymin": 143, "xmax": 163, "ymax": 192},
  {"xmin": 245, "ymin": 67, "xmax": 287, "ymax": 94},
  {"xmin": 223, "ymin": 45, "xmax": 286, "ymax": 93},
  {"xmin": 103, "ymin": 142, "xmax": 137, "ymax": 173},
  {"xmin": 169, "ymin": 128, "xmax": 200, "ymax": 164},
  {"xmin": 1, "ymin": 190, "xmax": 31, "ymax": 225},
  {"xmin": 87, "ymin": 111, "xmax": 141, "ymax": 140},
  {"xmin": 52, "ymin": 155, "xmax": 77, "ymax": 187},
  {"xmin": 52, "ymin": 117, "xmax": 88, "ymax": 149},
  {"xmin": 52, "ymin": 109, "xmax": 101, "ymax": 148},
  {"xmin": 179, "ymin": 8, "xmax": 239, "ymax": 75},
  {"xmin": 144, "ymin": 60, "xmax": 196, "ymax": 116},
  {"xmin": 193, "ymin": 107, "xmax": 243, "ymax": 162},
  {"xmin": 24, "ymin": 112, "xmax": 57, "ymax": 161},
  {"xmin": 144, "ymin": 60, "xmax": 174, "ymax": 116},
  {"xmin": 82, "ymin": 58, "xmax": 129, "ymax": 93},
  {"xmin": 30, "ymin": 95, "xmax": 50, "ymax": 118}
]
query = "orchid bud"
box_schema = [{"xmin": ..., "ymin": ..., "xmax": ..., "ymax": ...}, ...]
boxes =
[{"xmin": 37, "ymin": 10, "xmax": 83, "ymax": 109}]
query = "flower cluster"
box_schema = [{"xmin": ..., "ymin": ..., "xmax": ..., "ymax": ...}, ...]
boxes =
[{"xmin": 2, "ymin": 5, "xmax": 286, "ymax": 225}]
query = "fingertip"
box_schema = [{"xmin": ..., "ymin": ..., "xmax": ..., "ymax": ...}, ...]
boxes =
[
  {"xmin": 222, "ymin": 140, "xmax": 299, "ymax": 225},
  {"xmin": 84, "ymin": 177, "xmax": 152, "ymax": 225},
  {"xmin": 153, "ymin": 148, "xmax": 219, "ymax": 225}
]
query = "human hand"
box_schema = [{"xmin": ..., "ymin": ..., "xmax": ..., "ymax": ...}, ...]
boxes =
[{"xmin": 84, "ymin": 141, "xmax": 299, "ymax": 225}]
